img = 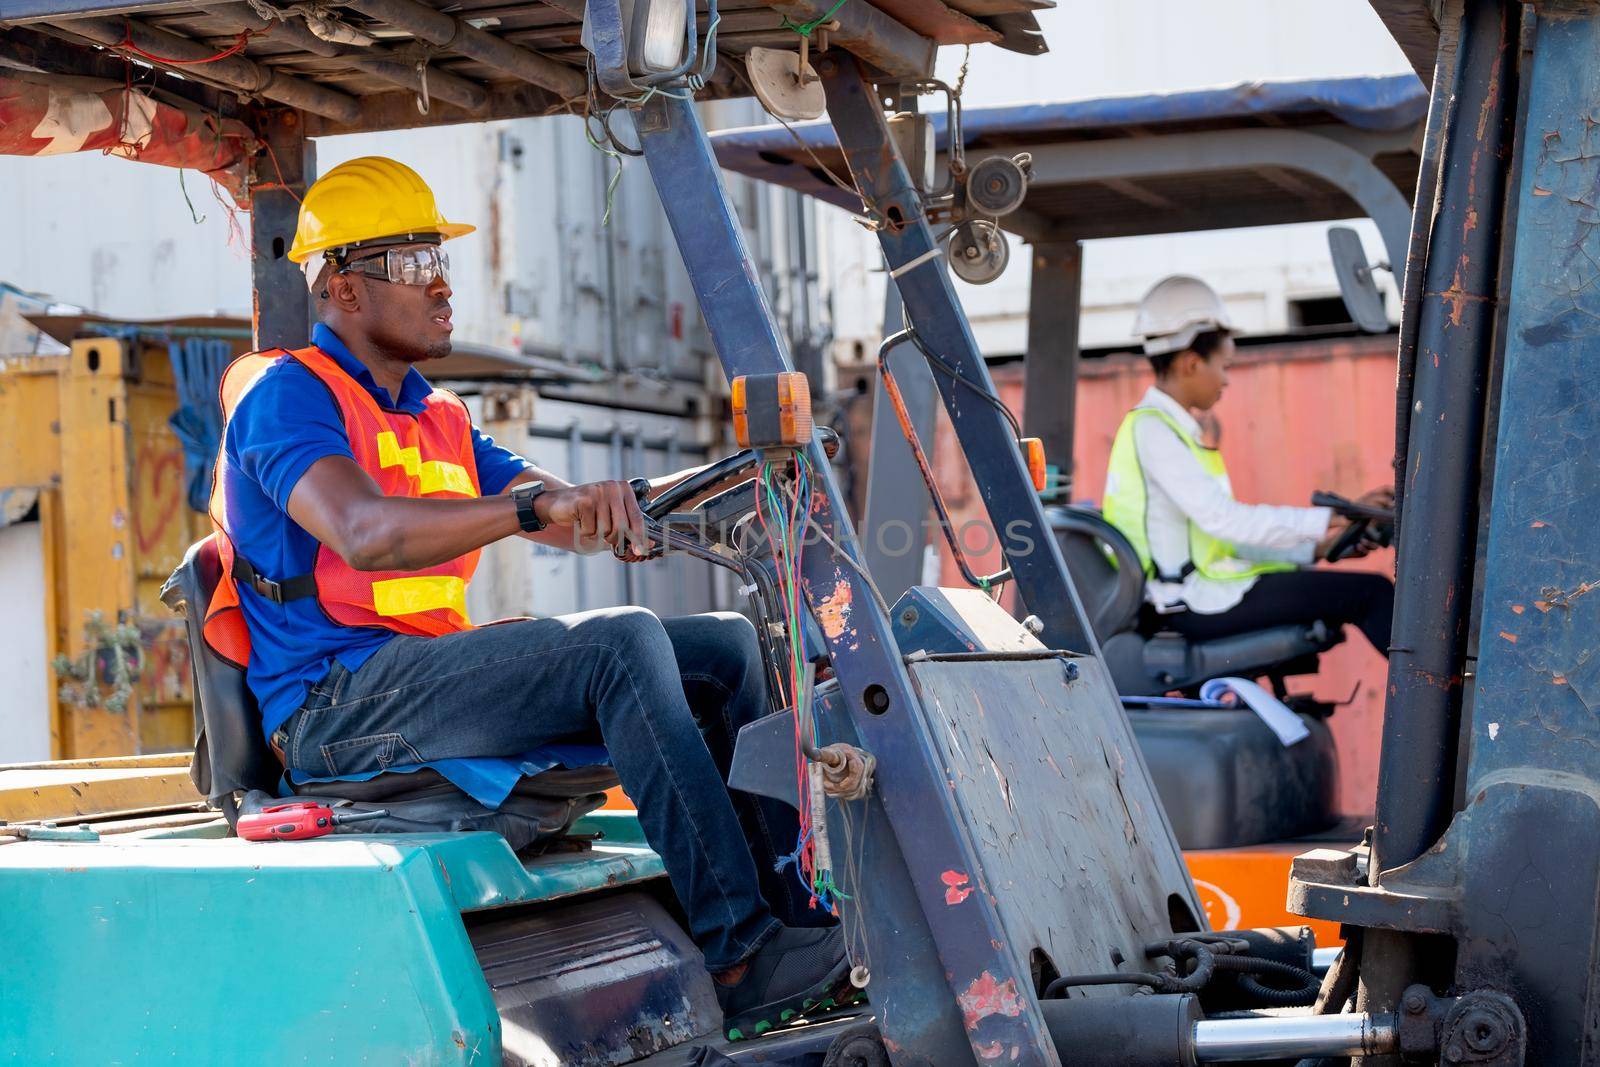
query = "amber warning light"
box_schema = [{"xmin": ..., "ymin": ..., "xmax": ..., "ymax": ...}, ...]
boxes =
[
  {"xmin": 1021, "ymin": 437, "xmax": 1048, "ymax": 493},
  {"xmin": 732, "ymin": 372, "xmax": 814, "ymax": 450}
]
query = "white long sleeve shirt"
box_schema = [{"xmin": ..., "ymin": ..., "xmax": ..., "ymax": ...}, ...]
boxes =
[{"xmin": 1127, "ymin": 386, "xmax": 1332, "ymax": 615}]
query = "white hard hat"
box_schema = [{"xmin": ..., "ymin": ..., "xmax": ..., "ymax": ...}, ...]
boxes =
[{"xmin": 1133, "ymin": 275, "xmax": 1236, "ymax": 357}]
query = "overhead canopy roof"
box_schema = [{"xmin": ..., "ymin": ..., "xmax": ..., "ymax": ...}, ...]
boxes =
[
  {"xmin": 0, "ymin": 0, "xmax": 1046, "ymax": 139},
  {"xmin": 1367, "ymin": 0, "xmax": 1439, "ymax": 87},
  {"xmin": 711, "ymin": 74, "xmax": 1427, "ymax": 263}
]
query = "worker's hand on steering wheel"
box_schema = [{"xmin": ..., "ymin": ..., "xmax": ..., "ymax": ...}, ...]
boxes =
[
  {"xmin": 1316, "ymin": 515, "xmax": 1355, "ymax": 561},
  {"xmin": 1358, "ymin": 486, "xmax": 1395, "ymax": 511},
  {"xmin": 540, "ymin": 480, "xmax": 651, "ymax": 558}
]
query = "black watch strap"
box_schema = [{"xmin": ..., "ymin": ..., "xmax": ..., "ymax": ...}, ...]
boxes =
[{"xmin": 513, "ymin": 480, "xmax": 547, "ymax": 533}]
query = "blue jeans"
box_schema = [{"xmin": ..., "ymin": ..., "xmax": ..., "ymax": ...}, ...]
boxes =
[{"xmin": 281, "ymin": 608, "xmax": 817, "ymax": 970}]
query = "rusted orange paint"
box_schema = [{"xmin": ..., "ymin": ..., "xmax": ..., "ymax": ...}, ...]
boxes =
[
  {"xmin": 957, "ymin": 971, "xmax": 1023, "ymax": 1031},
  {"xmin": 815, "ymin": 580, "xmax": 855, "ymax": 640}
]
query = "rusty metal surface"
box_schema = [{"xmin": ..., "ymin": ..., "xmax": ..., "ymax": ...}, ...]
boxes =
[
  {"xmin": 1370, "ymin": 0, "xmax": 1517, "ymax": 883},
  {"xmin": 1368, "ymin": 0, "xmax": 1442, "ymax": 87},
  {"xmin": 0, "ymin": 0, "xmax": 954, "ymax": 139},
  {"xmin": 905, "ymin": 654, "xmax": 1202, "ymax": 976},
  {"xmin": 857, "ymin": 0, "xmax": 999, "ymax": 46}
]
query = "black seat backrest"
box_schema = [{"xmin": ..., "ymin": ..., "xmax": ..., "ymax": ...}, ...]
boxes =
[
  {"xmin": 1047, "ymin": 506, "xmax": 1145, "ymax": 642},
  {"xmin": 160, "ymin": 538, "xmax": 282, "ymax": 807}
]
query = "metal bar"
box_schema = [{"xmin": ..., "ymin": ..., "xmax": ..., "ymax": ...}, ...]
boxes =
[
  {"xmin": 878, "ymin": 332, "xmax": 1008, "ymax": 590},
  {"xmin": 0, "ymin": 0, "xmax": 195, "ymax": 22},
  {"xmin": 765, "ymin": 0, "xmax": 934, "ymax": 77},
  {"xmin": 302, "ymin": 79, "xmax": 564, "ymax": 135},
  {"xmin": 1437, "ymin": 8, "xmax": 1600, "ymax": 1061},
  {"xmin": 0, "ymin": 22, "xmax": 238, "ymax": 114},
  {"xmin": 250, "ymin": 109, "xmax": 315, "ymax": 350},
  {"xmin": 861, "ymin": 280, "xmax": 937, "ymax": 602},
  {"xmin": 1022, "ymin": 239, "xmax": 1081, "ymax": 502},
  {"xmin": 629, "ymin": 87, "xmax": 1059, "ymax": 1067},
  {"xmin": 52, "ymin": 15, "xmax": 362, "ymax": 123},
  {"xmin": 335, "ymin": 0, "xmax": 586, "ymax": 100},
  {"xmin": 1359, "ymin": 0, "xmax": 1518, "ymax": 1042},
  {"xmin": 818, "ymin": 55, "xmax": 1100, "ymax": 656},
  {"xmin": 1193, "ymin": 1013, "xmax": 1398, "ymax": 1062},
  {"xmin": 201, "ymin": 3, "xmax": 491, "ymax": 112},
  {"xmin": 981, "ymin": 127, "xmax": 1416, "ymax": 272},
  {"xmin": 1391, "ymin": 0, "xmax": 1462, "ymax": 528},
  {"xmin": 1369, "ymin": 0, "xmax": 1516, "ymax": 880}
]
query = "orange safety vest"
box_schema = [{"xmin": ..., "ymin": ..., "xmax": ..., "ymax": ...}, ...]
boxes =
[{"xmin": 203, "ymin": 345, "xmax": 481, "ymax": 666}]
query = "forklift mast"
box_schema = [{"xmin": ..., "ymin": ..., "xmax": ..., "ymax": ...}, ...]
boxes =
[
  {"xmin": 1284, "ymin": 2, "xmax": 1600, "ymax": 1064},
  {"xmin": 619, "ymin": 45, "xmax": 1197, "ymax": 1064}
]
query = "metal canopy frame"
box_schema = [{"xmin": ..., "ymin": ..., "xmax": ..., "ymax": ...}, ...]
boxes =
[
  {"xmin": 0, "ymin": 0, "xmax": 1049, "ymax": 137},
  {"xmin": 965, "ymin": 125, "xmax": 1417, "ymax": 269},
  {"xmin": 712, "ymin": 79, "xmax": 1424, "ymax": 602}
]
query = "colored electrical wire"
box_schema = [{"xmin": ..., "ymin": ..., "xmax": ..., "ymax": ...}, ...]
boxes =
[{"xmin": 756, "ymin": 452, "xmax": 852, "ymax": 912}]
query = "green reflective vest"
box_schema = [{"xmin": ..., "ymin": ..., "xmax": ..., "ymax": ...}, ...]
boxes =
[{"xmin": 1103, "ymin": 406, "xmax": 1296, "ymax": 583}]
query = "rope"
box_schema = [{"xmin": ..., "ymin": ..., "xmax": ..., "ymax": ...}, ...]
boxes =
[
  {"xmin": 260, "ymin": 136, "xmax": 305, "ymax": 205},
  {"xmin": 782, "ymin": 0, "xmax": 848, "ymax": 37},
  {"xmin": 954, "ymin": 44, "xmax": 972, "ymax": 99},
  {"xmin": 118, "ymin": 18, "xmax": 257, "ymax": 65},
  {"xmin": 178, "ymin": 168, "xmax": 207, "ymax": 225}
]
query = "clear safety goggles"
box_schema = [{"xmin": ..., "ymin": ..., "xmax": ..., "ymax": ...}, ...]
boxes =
[{"xmin": 338, "ymin": 245, "xmax": 451, "ymax": 288}]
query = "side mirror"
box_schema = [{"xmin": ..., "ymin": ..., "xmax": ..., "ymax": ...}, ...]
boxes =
[
  {"xmin": 582, "ymin": 0, "xmax": 697, "ymax": 98},
  {"xmin": 1327, "ymin": 225, "xmax": 1390, "ymax": 334}
]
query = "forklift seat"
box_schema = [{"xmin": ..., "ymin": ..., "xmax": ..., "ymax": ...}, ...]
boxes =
[
  {"xmin": 160, "ymin": 538, "xmax": 619, "ymax": 850},
  {"xmin": 1049, "ymin": 506, "xmax": 1341, "ymax": 847},
  {"xmin": 1048, "ymin": 505, "xmax": 1343, "ymax": 695}
]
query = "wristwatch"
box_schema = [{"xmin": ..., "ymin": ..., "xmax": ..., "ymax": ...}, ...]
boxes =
[{"xmin": 511, "ymin": 480, "xmax": 548, "ymax": 533}]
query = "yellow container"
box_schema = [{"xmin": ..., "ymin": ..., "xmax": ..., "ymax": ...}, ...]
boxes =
[{"xmin": 1, "ymin": 329, "xmax": 244, "ymax": 758}]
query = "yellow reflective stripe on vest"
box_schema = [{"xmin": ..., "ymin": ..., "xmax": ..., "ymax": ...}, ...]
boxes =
[
  {"xmin": 1103, "ymin": 406, "xmax": 1293, "ymax": 583},
  {"xmin": 376, "ymin": 431, "xmax": 477, "ymax": 497},
  {"xmin": 419, "ymin": 460, "xmax": 475, "ymax": 496},
  {"xmin": 376, "ymin": 430, "xmax": 421, "ymax": 477},
  {"xmin": 370, "ymin": 575, "xmax": 471, "ymax": 621}
]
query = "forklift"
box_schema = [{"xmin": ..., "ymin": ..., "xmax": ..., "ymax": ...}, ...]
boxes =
[{"xmin": 1, "ymin": 0, "xmax": 1596, "ymax": 1064}]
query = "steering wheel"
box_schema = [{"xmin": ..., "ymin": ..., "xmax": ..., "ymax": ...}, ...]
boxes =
[
  {"xmin": 1311, "ymin": 490, "xmax": 1396, "ymax": 562},
  {"xmin": 625, "ymin": 429, "xmax": 842, "ymax": 716},
  {"xmin": 630, "ymin": 427, "xmax": 840, "ymax": 549}
]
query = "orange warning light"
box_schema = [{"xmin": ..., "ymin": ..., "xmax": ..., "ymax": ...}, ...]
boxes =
[
  {"xmin": 1022, "ymin": 437, "xmax": 1048, "ymax": 492},
  {"xmin": 731, "ymin": 372, "xmax": 814, "ymax": 450}
]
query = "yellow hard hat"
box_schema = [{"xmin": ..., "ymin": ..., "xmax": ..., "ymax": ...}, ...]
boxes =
[{"xmin": 287, "ymin": 156, "xmax": 475, "ymax": 264}]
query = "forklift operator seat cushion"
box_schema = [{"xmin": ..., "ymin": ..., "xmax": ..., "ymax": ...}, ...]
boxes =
[
  {"xmin": 161, "ymin": 538, "xmax": 619, "ymax": 848},
  {"xmin": 1048, "ymin": 506, "xmax": 1344, "ymax": 695}
]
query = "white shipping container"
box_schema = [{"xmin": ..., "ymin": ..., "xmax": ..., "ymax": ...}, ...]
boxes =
[{"xmin": 460, "ymin": 391, "xmax": 734, "ymax": 623}]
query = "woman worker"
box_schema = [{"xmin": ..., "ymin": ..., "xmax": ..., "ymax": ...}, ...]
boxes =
[{"xmin": 1102, "ymin": 275, "xmax": 1394, "ymax": 655}]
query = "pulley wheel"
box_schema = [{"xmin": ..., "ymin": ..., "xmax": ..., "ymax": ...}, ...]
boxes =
[
  {"xmin": 746, "ymin": 47, "xmax": 826, "ymax": 122},
  {"xmin": 948, "ymin": 220, "xmax": 1010, "ymax": 285},
  {"xmin": 966, "ymin": 155, "xmax": 1030, "ymax": 217}
]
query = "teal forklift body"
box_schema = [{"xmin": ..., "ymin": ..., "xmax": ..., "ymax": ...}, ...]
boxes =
[{"xmin": 0, "ymin": 812, "xmax": 666, "ymax": 1064}]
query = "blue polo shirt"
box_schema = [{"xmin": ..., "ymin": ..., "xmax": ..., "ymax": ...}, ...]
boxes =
[{"xmin": 223, "ymin": 323, "xmax": 531, "ymax": 741}]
